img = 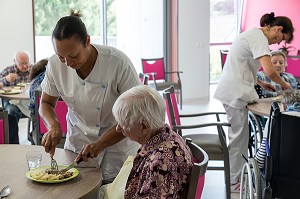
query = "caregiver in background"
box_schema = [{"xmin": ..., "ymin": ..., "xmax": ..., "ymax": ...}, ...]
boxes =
[{"xmin": 214, "ymin": 12, "xmax": 294, "ymax": 192}]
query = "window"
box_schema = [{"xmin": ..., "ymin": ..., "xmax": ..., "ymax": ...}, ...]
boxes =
[
  {"xmin": 210, "ymin": 0, "xmax": 239, "ymax": 83},
  {"xmin": 33, "ymin": 0, "xmax": 164, "ymax": 74}
]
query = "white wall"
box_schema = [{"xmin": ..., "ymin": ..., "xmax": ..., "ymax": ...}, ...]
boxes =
[
  {"xmin": 178, "ymin": 0, "xmax": 210, "ymax": 101},
  {"xmin": 0, "ymin": 0, "xmax": 34, "ymax": 71}
]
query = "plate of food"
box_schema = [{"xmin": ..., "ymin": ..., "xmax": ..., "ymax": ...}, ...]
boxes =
[
  {"xmin": 26, "ymin": 166, "xmax": 79, "ymax": 183},
  {"xmin": 16, "ymin": 82, "xmax": 28, "ymax": 87},
  {"xmin": 0, "ymin": 89, "xmax": 23, "ymax": 95}
]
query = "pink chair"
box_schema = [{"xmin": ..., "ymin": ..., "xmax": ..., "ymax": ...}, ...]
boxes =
[
  {"xmin": 286, "ymin": 55, "xmax": 300, "ymax": 77},
  {"xmin": 138, "ymin": 73, "xmax": 149, "ymax": 85},
  {"xmin": 185, "ymin": 138, "xmax": 209, "ymax": 199},
  {"xmin": 220, "ymin": 50, "xmax": 228, "ymax": 70},
  {"xmin": 0, "ymin": 108, "xmax": 9, "ymax": 144},
  {"xmin": 163, "ymin": 86, "xmax": 231, "ymax": 199},
  {"xmin": 34, "ymin": 90, "xmax": 68, "ymax": 145},
  {"xmin": 141, "ymin": 57, "xmax": 183, "ymax": 109}
]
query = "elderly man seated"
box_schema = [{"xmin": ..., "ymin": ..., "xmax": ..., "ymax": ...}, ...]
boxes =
[
  {"xmin": 0, "ymin": 50, "xmax": 31, "ymax": 144},
  {"xmin": 76, "ymin": 85, "xmax": 193, "ymax": 198},
  {"xmin": 257, "ymin": 50, "xmax": 298, "ymax": 97}
]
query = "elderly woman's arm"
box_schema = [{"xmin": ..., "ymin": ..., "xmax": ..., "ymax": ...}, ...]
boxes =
[{"xmin": 75, "ymin": 125, "xmax": 126, "ymax": 162}]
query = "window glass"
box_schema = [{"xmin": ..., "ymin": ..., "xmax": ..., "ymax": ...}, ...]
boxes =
[
  {"xmin": 34, "ymin": 0, "xmax": 102, "ymax": 61},
  {"xmin": 210, "ymin": 0, "xmax": 238, "ymax": 83},
  {"xmin": 33, "ymin": 0, "xmax": 163, "ymax": 74}
]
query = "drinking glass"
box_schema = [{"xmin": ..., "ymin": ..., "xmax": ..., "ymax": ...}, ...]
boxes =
[{"xmin": 26, "ymin": 151, "xmax": 42, "ymax": 170}]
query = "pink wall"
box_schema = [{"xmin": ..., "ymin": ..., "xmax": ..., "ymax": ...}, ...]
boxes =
[{"xmin": 242, "ymin": 0, "xmax": 300, "ymax": 51}]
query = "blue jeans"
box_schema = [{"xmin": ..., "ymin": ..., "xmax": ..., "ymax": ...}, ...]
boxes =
[{"xmin": 3, "ymin": 100, "xmax": 22, "ymax": 144}]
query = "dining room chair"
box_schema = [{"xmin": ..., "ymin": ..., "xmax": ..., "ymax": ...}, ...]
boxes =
[
  {"xmin": 33, "ymin": 90, "xmax": 68, "ymax": 145},
  {"xmin": 0, "ymin": 107, "xmax": 9, "ymax": 144},
  {"xmin": 138, "ymin": 72, "xmax": 149, "ymax": 85},
  {"xmin": 185, "ymin": 138, "xmax": 209, "ymax": 199},
  {"xmin": 220, "ymin": 50, "xmax": 229, "ymax": 70},
  {"xmin": 141, "ymin": 57, "xmax": 183, "ymax": 109},
  {"xmin": 163, "ymin": 86, "xmax": 231, "ymax": 199}
]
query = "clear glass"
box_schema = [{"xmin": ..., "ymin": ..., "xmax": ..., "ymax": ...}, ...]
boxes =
[{"xmin": 26, "ymin": 151, "xmax": 42, "ymax": 170}]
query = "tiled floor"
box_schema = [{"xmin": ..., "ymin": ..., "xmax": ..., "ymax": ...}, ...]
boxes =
[{"xmin": 18, "ymin": 84, "xmax": 240, "ymax": 199}]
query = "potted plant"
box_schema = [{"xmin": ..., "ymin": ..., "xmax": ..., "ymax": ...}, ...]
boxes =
[{"xmin": 279, "ymin": 41, "xmax": 296, "ymax": 55}]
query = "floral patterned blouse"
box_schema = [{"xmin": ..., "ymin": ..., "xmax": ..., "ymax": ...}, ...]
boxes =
[{"xmin": 125, "ymin": 125, "xmax": 193, "ymax": 199}]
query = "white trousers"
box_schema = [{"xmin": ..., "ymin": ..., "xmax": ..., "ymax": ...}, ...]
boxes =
[{"xmin": 223, "ymin": 104, "xmax": 249, "ymax": 184}]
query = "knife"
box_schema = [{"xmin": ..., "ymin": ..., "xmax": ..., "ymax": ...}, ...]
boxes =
[{"xmin": 60, "ymin": 153, "xmax": 91, "ymax": 172}]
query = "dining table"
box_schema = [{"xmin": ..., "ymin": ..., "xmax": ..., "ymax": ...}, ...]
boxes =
[
  {"xmin": 0, "ymin": 86, "xmax": 29, "ymax": 101},
  {"xmin": 0, "ymin": 145, "xmax": 102, "ymax": 199}
]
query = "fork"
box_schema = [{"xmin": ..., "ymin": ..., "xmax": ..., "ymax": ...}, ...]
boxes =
[{"xmin": 51, "ymin": 157, "xmax": 58, "ymax": 171}]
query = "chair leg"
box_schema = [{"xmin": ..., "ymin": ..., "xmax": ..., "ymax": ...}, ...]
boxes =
[{"xmin": 224, "ymin": 151, "xmax": 231, "ymax": 199}]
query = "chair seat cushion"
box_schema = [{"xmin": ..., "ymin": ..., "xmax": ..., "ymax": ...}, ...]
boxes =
[{"xmin": 183, "ymin": 134, "xmax": 223, "ymax": 154}]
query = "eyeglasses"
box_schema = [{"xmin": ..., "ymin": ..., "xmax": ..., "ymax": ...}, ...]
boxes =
[{"xmin": 17, "ymin": 61, "xmax": 30, "ymax": 66}]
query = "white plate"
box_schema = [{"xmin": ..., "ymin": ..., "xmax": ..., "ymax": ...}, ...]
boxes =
[{"xmin": 0, "ymin": 89, "xmax": 23, "ymax": 95}]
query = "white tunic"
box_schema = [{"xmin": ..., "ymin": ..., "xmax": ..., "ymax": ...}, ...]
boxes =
[
  {"xmin": 214, "ymin": 27, "xmax": 271, "ymax": 109},
  {"xmin": 41, "ymin": 44, "xmax": 141, "ymax": 180}
]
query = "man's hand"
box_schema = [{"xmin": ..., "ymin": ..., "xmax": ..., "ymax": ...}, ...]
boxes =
[
  {"xmin": 41, "ymin": 127, "xmax": 62, "ymax": 159},
  {"xmin": 5, "ymin": 73, "xmax": 17, "ymax": 82}
]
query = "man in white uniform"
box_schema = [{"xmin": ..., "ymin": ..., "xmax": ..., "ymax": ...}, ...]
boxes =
[
  {"xmin": 214, "ymin": 12, "xmax": 293, "ymax": 192},
  {"xmin": 40, "ymin": 11, "xmax": 140, "ymax": 183}
]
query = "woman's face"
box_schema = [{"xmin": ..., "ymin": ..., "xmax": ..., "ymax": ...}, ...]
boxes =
[
  {"xmin": 271, "ymin": 55, "xmax": 285, "ymax": 73},
  {"xmin": 52, "ymin": 36, "xmax": 89, "ymax": 70},
  {"xmin": 269, "ymin": 26, "xmax": 289, "ymax": 45},
  {"xmin": 116, "ymin": 122, "xmax": 146, "ymax": 144},
  {"xmin": 116, "ymin": 122, "xmax": 150, "ymax": 144}
]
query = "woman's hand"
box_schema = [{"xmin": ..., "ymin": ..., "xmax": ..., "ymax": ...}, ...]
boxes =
[
  {"xmin": 75, "ymin": 142, "xmax": 102, "ymax": 163},
  {"xmin": 260, "ymin": 82, "xmax": 276, "ymax": 92},
  {"xmin": 281, "ymin": 81, "xmax": 291, "ymax": 90},
  {"xmin": 41, "ymin": 127, "xmax": 62, "ymax": 159}
]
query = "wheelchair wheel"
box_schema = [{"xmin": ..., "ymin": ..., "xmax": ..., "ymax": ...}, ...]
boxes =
[
  {"xmin": 240, "ymin": 158, "xmax": 262, "ymax": 199},
  {"xmin": 248, "ymin": 112, "xmax": 263, "ymax": 157}
]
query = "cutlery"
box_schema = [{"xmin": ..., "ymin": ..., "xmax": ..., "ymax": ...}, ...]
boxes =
[
  {"xmin": 0, "ymin": 185, "xmax": 11, "ymax": 198},
  {"xmin": 59, "ymin": 153, "xmax": 91, "ymax": 173},
  {"xmin": 51, "ymin": 157, "xmax": 58, "ymax": 171}
]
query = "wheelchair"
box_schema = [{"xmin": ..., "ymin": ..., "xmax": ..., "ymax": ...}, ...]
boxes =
[{"xmin": 241, "ymin": 101, "xmax": 300, "ymax": 199}]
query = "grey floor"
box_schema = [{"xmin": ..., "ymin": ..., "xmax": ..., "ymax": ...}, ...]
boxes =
[{"xmin": 18, "ymin": 84, "xmax": 240, "ymax": 199}]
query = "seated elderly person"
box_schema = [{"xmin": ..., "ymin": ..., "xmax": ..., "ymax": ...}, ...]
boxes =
[
  {"xmin": 257, "ymin": 50, "xmax": 298, "ymax": 97},
  {"xmin": 27, "ymin": 58, "xmax": 48, "ymax": 143},
  {"xmin": 76, "ymin": 85, "xmax": 193, "ymax": 198}
]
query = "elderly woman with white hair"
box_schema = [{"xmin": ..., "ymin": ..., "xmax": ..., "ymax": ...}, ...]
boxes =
[
  {"xmin": 257, "ymin": 50, "xmax": 298, "ymax": 97},
  {"xmin": 77, "ymin": 85, "xmax": 193, "ymax": 198}
]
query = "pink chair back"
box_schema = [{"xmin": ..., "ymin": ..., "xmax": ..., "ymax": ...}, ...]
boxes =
[
  {"xmin": 38, "ymin": 96, "xmax": 68, "ymax": 134},
  {"xmin": 0, "ymin": 120, "xmax": 5, "ymax": 144},
  {"xmin": 220, "ymin": 50, "xmax": 228, "ymax": 69},
  {"xmin": 163, "ymin": 86, "xmax": 182, "ymax": 135},
  {"xmin": 286, "ymin": 56, "xmax": 300, "ymax": 77},
  {"xmin": 141, "ymin": 58, "xmax": 165, "ymax": 80},
  {"xmin": 0, "ymin": 109, "xmax": 9, "ymax": 144},
  {"xmin": 186, "ymin": 139, "xmax": 208, "ymax": 199},
  {"xmin": 170, "ymin": 90, "xmax": 181, "ymax": 125}
]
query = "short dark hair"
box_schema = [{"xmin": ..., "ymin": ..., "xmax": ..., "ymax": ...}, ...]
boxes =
[
  {"xmin": 260, "ymin": 12, "xmax": 294, "ymax": 43},
  {"xmin": 52, "ymin": 9, "xmax": 87, "ymax": 46},
  {"xmin": 29, "ymin": 59, "xmax": 48, "ymax": 80}
]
